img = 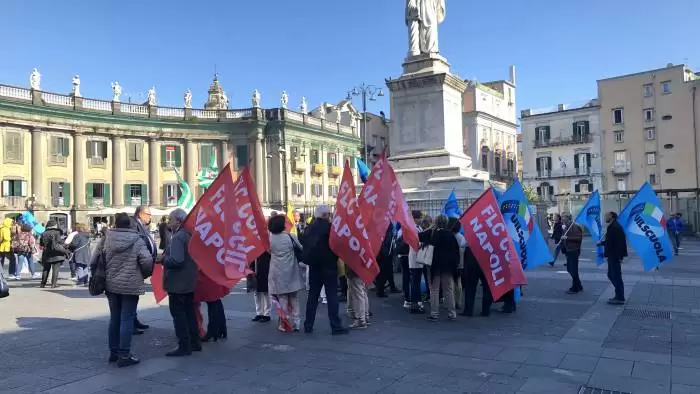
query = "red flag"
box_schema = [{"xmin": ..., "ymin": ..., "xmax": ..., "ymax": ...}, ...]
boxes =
[
  {"xmin": 151, "ymin": 264, "xmax": 167, "ymax": 304},
  {"xmin": 184, "ymin": 164, "xmax": 269, "ymax": 288},
  {"xmin": 387, "ymin": 165, "xmax": 419, "ymax": 251},
  {"xmin": 194, "ymin": 271, "xmax": 231, "ymax": 303},
  {"xmin": 330, "ymin": 162, "xmax": 380, "ymax": 284},
  {"xmin": 358, "ymin": 153, "xmax": 394, "ymax": 257},
  {"xmin": 459, "ymin": 189, "xmax": 527, "ymax": 301}
]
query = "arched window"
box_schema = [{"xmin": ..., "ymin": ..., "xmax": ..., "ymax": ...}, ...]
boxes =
[
  {"xmin": 575, "ymin": 179, "xmax": 593, "ymax": 193},
  {"xmin": 537, "ymin": 182, "xmax": 553, "ymax": 200}
]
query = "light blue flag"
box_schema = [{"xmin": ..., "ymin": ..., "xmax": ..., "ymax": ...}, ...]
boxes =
[
  {"xmin": 443, "ymin": 191, "xmax": 461, "ymax": 218},
  {"xmin": 357, "ymin": 158, "xmax": 371, "ymax": 183},
  {"xmin": 617, "ymin": 182, "xmax": 674, "ymax": 271},
  {"xmin": 497, "ymin": 179, "xmax": 553, "ymax": 271},
  {"xmin": 489, "ymin": 182, "xmax": 504, "ymax": 200},
  {"xmin": 574, "ymin": 191, "xmax": 605, "ymax": 265}
]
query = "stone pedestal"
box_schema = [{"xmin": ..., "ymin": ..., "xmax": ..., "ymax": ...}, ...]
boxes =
[{"xmin": 386, "ymin": 54, "xmax": 488, "ymax": 200}]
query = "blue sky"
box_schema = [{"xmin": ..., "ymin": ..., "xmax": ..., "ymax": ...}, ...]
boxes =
[{"xmin": 2, "ymin": 0, "xmax": 697, "ymax": 117}]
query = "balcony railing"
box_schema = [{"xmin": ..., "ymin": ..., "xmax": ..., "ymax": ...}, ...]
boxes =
[
  {"xmin": 281, "ymin": 109, "xmax": 358, "ymax": 137},
  {"xmin": 312, "ymin": 163, "xmax": 325, "ymax": 175},
  {"xmin": 528, "ymin": 166, "xmax": 602, "ymax": 179},
  {"xmin": 86, "ymin": 198, "xmax": 105, "ymax": 207},
  {"xmin": 292, "ymin": 160, "xmax": 306, "ymax": 173},
  {"xmin": 0, "ymin": 196, "xmax": 25, "ymax": 209},
  {"xmin": 51, "ymin": 197, "xmax": 66, "ymax": 207},
  {"xmin": 612, "ymin": 162, "xmax": 632, "ymax": 174},
  {"xmin": 533, "ymin": 134, "xmax": 592, "ymax": 148},
  {"xmin": 329, "ymin": 166, "xmax": 342, "ymax": 177}
]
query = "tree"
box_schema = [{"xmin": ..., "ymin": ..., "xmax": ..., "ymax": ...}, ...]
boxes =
[{"xmin": 523, "ymin": 184, "xmax": 540, "ymax": 203}]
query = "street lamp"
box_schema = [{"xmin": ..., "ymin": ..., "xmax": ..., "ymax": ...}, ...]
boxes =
[{"xmin": 346, "ymin": 83, "xmax": 384, "ymax": 165}]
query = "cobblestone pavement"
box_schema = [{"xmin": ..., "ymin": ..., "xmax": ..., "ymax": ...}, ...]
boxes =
[{"xmin": 2, "ymin": 238, "xmax": 700, "ymax": 393}]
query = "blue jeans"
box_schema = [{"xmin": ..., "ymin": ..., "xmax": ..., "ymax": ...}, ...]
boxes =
[
  {"xmin": 75, "ymin": 264, "xmax": 89, "ymax": 285},
  {"xmin": 17, "ymin": 253, "xmax": 35, "ymax": 276},
  {"xmin": 107, "ymin": 293, "xmax": 139, "ymax": 357}
]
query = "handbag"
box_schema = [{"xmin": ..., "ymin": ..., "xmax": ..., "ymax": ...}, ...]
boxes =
[
  {"xmin": 288, "ymin": 234, "xmax": 303, "ymax": 262},
  {"xmin": 0, "ymin": 269, "xmax": 9, "ymax": 298},
  {"xmin": 416, "ymin": 244, "xmax": 434, "ymax": 266},
  {"xmin": 88, "ymin": 250, "xmax": 107, "ymax": 296}
]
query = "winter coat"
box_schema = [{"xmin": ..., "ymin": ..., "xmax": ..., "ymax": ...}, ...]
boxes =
[
  {"xmin": 602, "ymin": 220, "xmax": 628, "ymax": 261},
  {"xmin": 161, "ymin": 227, "xmax": 198, "ymax": 294},
  {"xmin": 0, "ymin": 218, "xmax": 12, "ymax": 253},
  {"xmin": 252, "ymin": 252, "xmax": 270, "ymax": 293},
  {"xmin": 418, "ymin": 228, "xmax": 460, "ymax": 277},
  {"xmin": 562, "ymin": 223, "xmax": 583, "ymax": 253},
  {"xmin": 98, "ymin": 228, "xmax": 154, "ymax": 296},
  {"xmin": 300, "ymin": 218, "xmax": 338, "ymax": 271},
  {"xmin": 667, "ymin": 218, "xmax": 684, "ymax": 234},
  {"xmin": 68, "ymin": 232, "xmax": 92, "ymax": 267},
  {"xmin": 40, "ymin": 227, "xmax": 69, "ymax": 264},
  {"xmin": 158, "ymin": 222, "xmax": 170, "ymax": 251},
  {"xmin": 267, "ymin": 232, "xmax": 304, "ymax": 295},
  {"xmin": 551, "ymin": 220, "xmax": 564, "ymax": 242}
]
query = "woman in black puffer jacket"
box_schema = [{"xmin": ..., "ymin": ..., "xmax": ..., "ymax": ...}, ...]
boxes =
[{"xmin": 418, "ymin": 215, "xmax": 460, "ymax": 322}]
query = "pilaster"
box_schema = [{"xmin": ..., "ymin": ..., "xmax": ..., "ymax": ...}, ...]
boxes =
[
  {"xmin": 149, "ymin": 138, "xmax": 160, "ymax": 206},
  {"xmin": 30, "ymin": 128, "xmax": 45, "ymax": 206},
  {"xmin": 112, "ymin": 136, "xmax": 124, "ymax": 207},
  {"xmin": 73, "ymin": 131, "xmax": 86, "ymax": 207}
]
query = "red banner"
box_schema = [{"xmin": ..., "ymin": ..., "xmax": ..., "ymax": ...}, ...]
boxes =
[
  {"xmin": 459, "ymin": 189, "xmax": 527, "ymax": 301},
  {"xmin": 151, "ymin": 264, "xmax": 167, "ymax": 303},
  {"xmin": 330, "ymin": 162, "xmax": 380, "ymax": 284},
  {"xmin": 184, "ymin": 164, "xmax": 269, "ymax": 288},
  {"xmin": 387, "ymin": 165, "xmax": 419, "ymax": 251},
  {"xmin": 358, "ymin": 153, "xmax": 394, "ymax": 257}
]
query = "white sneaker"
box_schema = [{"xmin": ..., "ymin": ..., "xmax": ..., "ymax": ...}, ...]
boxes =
[
  {"xmin": 70, "ymin": 276, "xmax": 77, "ymax": 281},
  {"xmin": 13, "ymin": 275, "xmax": 21, "ymax": 280},
  {"xmin": 32, "ymin": 273, "xmax": 41, "ymax": 279},
  {"xmin": 403, "ymin": 301, "xmax": 411, "ymax": 308},
  {"xmin": 321, "ymin": 297, "xmax": 327, "ymax": 304}
]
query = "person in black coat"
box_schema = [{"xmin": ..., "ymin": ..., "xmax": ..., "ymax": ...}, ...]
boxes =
[
  {"xmin": 375, "ymin": 224, "xmax": 397, "ymax": 298},
  {"xmin": 250, "ymin": 251, "xmax": 271, "ymax": 322},
  {"xmin": 158, "ymin": 217, "xmax": 170, "ymax": 251},
  {"xmin": 549, "ymin": 214, "xmax": 563, "ymax": 267},
  {"xmin": 419, "ymin": 215, "xmax": 460, "ymax": 321},
  {"xmin": 599, "ymin": 211, "xmax": 628, "ymax": 305},
  {"xmin": 130, "ymin": 206, "xmax": 156, "ymax": 333},
  {"xmin": 461, "ymin": 245, "xmax": 493, "ymax": 317},
  {"xmin": 39, "ymin": 221, "xmax": 68, "ymax": 288}
]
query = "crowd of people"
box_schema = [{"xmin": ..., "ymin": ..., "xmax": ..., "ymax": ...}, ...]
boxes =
[{"xmin": 1, "ymin": 202, "xmax": 681, "ymax": 368}]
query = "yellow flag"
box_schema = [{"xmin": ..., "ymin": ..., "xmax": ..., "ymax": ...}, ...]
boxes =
[{"xmin": 286, "ymin": 202, "xmax": 297, "ymax": 235}]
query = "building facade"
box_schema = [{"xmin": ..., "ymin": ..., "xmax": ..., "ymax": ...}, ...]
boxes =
[
  {"xmin": 462, "ymin": 67, "xmax": 518, "ymax": 188},
  {"xmin": 598, "ymin": 64, "xmax": 699, "ymax": 192},
  {"xmin": 0, "ymin": 78, "xmax": 361, "ymax": 228},
  {"xmin": 520, "ymin": 101, "xmax": 602, "ymax": 202}
]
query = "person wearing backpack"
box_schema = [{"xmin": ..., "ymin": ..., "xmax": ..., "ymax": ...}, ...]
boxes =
[
  {"xmin": 39, "ymin": 220, "xmax": 69, "ymax": 288},
  {"xmin": 16, "ymin": 224, "xmax": 38, "ymax": 279}
]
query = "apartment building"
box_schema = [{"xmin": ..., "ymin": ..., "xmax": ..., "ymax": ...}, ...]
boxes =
[
  {"xmin": 521, "ymin": 100, "xmax": 602, "ymax": 202},
  {"xmin": 598, "ymin": 64, "xmax": 699, "ymax": 192}
]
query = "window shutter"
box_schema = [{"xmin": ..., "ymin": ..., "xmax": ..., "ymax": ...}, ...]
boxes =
[
  {"xmin": 103, "ymin": 184, "xmax": 111, "ymax": 206},
  {"xmin": 86, "ymin": 141, "xmax": 91, "ymax": 158},
  {"xmin": 101, "ymin": 141, "xmax": 108, "ymax": 158},
  {"xmin": 574, "ymin": 155, "xmax": 579, "ymax": 169},
  {"xmin": 535, "ymin": 128, "xmax": 540, "ymax": 141},
  {"xmin": 1, "ymin": 180, "xmax": 9, "ymax": 197},
  {"xmin": 573, "ymin": 122, "xmax": 578, "ymax": 137},
  {"xmin": 136, "ymin": 143, "xmax": 142, "ymax": 161},
  {"xmin": 20, "ymin": 180, "xmax": 27, "ymax": 197},
  {"xmin": 536, "ymin": 159, "xmax": 541, "ymax": 171},
  {"xmin": 574, "ymin": 184, "xmax": 580, "ymax": 193},
  {"xmin": 586, "ymin": 153, "xmax": 591, "ymax": 167},
  {"xmin": 174, "ymin": 145, "xmax": 182, "ymax": 167},
  {"xmin": 546, "ymin": 157, "xmax": 552, "ymax": 170},
  {"xmin": 544, "ymin": 126, "xmax": 551, "ymax": 140},
  {"xmin": 160, "ymin": 145, "xmax": 167, "ymax": 167},
  {"xmin": 141, "ymin": 184, "xmax": 148, "ymax": 205},
  {"xmin": 536, "ymin": 186, "xmax": 542, "ymax": 196},
  {"xmin": 85, "ymin": 183, "xmax": 93, "ymax": 202},
  {"xmin": 63, "ymin": 182, "xmax": 71, "ymax": 207},
  {"xmin": 124, "ymin": 184, "xmax": 131, "ymax": 204},
  {"xmin": 62, "ymin": 138, "xmax": 70, "ymax": 156},
  {"xmin": 548, "ymin": 185, "xmax": 554, "ymax": 196},
  {"xmin": 583, "ymin": 121, "xmax": 590, "ymax": 135},
  {"xmin": 587, "ymin": 183, "xmax": 593, "ymax": 192}
]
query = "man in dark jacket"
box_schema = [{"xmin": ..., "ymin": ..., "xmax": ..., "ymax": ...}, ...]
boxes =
[
  {"xmin": 561, "ymin": 213, "xmax": 584, "ymax": 294},
  {"xmin": 159, "ymin": 208, "xmax": 200, "ymax": 356},
  {"xmin": 600, "ymin": 211, "xmax": 628, "ymax": 305},
  {"xmin": 461, "ymin": 245, "xmax": 493, "ymax": 317},
  {"xmin": 131, "ymin": 205, "xmax": 156, "ymax": 333},
  {"xmin": 158, "ymin": 216, "xmax": 170, "ymax": 251},
  {"xmin": 39, "ymin": 220, "xmax": 68, "ymax": 288},
  {"xmin": 374, "ymin": 224, "xmax": 396, "ymax": 298},
  {"xmin": 301, "ymin": 205, "xmax": 347, "ymax": 335},
  {"xmin": 549, "ymin": 214, "xmax": 563, "ymax": 267}
]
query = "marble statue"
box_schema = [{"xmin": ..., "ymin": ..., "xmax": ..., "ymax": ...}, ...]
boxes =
[
  {"xmin": 147, "ymin": 87, "xmax": 157, "ymax": 106},
  {"xmin": 252, "ymin": 89, "xmax": 261, "ymax": 107},
  {"xmin": 406, "ymin": 0, "xmax": 446, "ymax": 56},
  {"xmin": 71, "ymin": 75, "xmax": 81, "ymax": 97},
  {"xmin": 300, "ymin": 96, "xmax": 308, "ymax": 113},
  {"xmin": 111, "ymin": 82, "xmax": 122, "ymax": 102},
  {"xmin": 219, "ymin": 91, "xmax": 228, "ymax": 109},
  {"xmin": 184, "ymin": 89, "xmax": 192, "ymax": 108},
  {"xmin": 280, "ymin": 90, "xmax": 289, "ymax": 109},
  {"xmin": 30, "ymin": 68, "xmax": 41, "ymax": 90},
  {"xmin": 335, "ymin": 105, "xmax": 341, "ymax": 123},
  {"xmin": 318, "ymin": 104, "xmax": 326, "ymax": 120}
]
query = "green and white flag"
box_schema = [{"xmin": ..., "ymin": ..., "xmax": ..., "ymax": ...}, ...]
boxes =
[
  {"xmin": 196, "ymin": 146, "xmax": 219, "ymax": 190},
  {"xmin": 173, "ymin": 167, "xmax": 195, "ymax": 212}
]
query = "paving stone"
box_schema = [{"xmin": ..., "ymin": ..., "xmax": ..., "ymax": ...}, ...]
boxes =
[
  {"xmin": 672, "ymin": 365, "xmax": 700, "ymax": 386},
  {"xmin": 588, "ymin": 371, "xmax": 671, "ymax": 394},
  {"xmin": 594, "ymin": 357, "xmax": 634, "ymax": 377},
  {"xmin": 558, "ymin": 354, "xmax": 600, "ymax": 373},
  {"xmin": 672, "ymin": 383, "xmax": 700, "ymax": 394},
  {"xmin": 632, "ymin": 361, "xmax": 672, "ymax": 382},
  {"xmin": 524, "ymin": 350, "xmax": 566, "ymax": 367}
]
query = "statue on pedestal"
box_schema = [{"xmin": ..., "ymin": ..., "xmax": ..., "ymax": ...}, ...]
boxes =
[
  {"xmin": 406, "ymin": 0, "xmax": 446, "ymax": 57},
  {"xmin": 300, "ymin": 96, "xmax": 308, "ymax": 113},
  {"xmin": 252, "ymin": 89, "xmax": 261, "ymax": 107},
  {"xmin": 280, "ymin": 90, "xmax": 289, "ymax": 109},
  {"xmin": 30, "ymin": 68, "xmax": 41, "ymax": 90},
  {"xmin": 318, "ymin": 104, "xmax": 326, "ymax": 120},
  {"xmin": 184, "ymin": 89, "xmax": 192, "ymax": 108},
  {"xmin": 219, "ymin": 90, "xmax": 228, "ymax": 109},
  {"xmin": 111, "ymin": 82, "xmax": 122, "ymax": 102},
  {"xmin": 71, "ymin": 75, "xmax": 81, "ymax": 97},
  {"xmin": 335, "ymin": 106, "xmax": 341, "ymax": 123},
  {"xmin": 147, "ymin": 87, "xmax": 157, "ymax": 106}
]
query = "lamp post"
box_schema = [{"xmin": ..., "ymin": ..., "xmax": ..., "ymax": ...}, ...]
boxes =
[{"xmin": 347, "ymin": 83, "xmax": 384, "ymax": 165}]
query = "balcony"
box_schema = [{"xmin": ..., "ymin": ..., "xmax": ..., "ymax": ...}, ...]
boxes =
[
  {"xmin": 292, "ymin": 159, "xmax": 306, "ymax": 173},
  {"xmin": 86, "ymin": 198, "xmax": 105, "ymax": 208},
  {"xmin": 612, "ymin": 162, "xmax": 632, "ymax": 175},
  {"xmin": 0, "ymin": 196, "xmax": 25, "ymax": 209},
  {"xmin": 128, "ymin": 196, "xmax": 143, "ymax": 207},
  {"xmin": 51, "ymin": 197, "xmax": 66, "ymax": 207},
  {"xmin": 329, "ymin": 166, "xmax": 342, "ymax": 177},
  {"xmin": 312, "ymin": 163, "xmax": 325, "ymax": 175},
  {"xmin": 533, "ymin": 134, "xmax": 592, "ymax": 148},
  {"xmin": 529, "ymin": 166, "xmax": 602, "ymax": 180}
]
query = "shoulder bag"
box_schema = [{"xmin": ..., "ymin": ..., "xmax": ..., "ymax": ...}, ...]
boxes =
[
  {"xmin": 416, "ymin": 230, "xmax": 435, "ymax": 266},
  {"xmin": 88, "ymin": 250, "xmax": 107, "ymax": 296},
  {"xmin": 288, "ymin": 233, "xmax": 303, "ymax": 263}
]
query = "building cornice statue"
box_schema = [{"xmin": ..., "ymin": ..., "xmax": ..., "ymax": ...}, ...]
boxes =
[{"xmin": 406, "ymin": 0, "xmax": 446, "ymax": 57}]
